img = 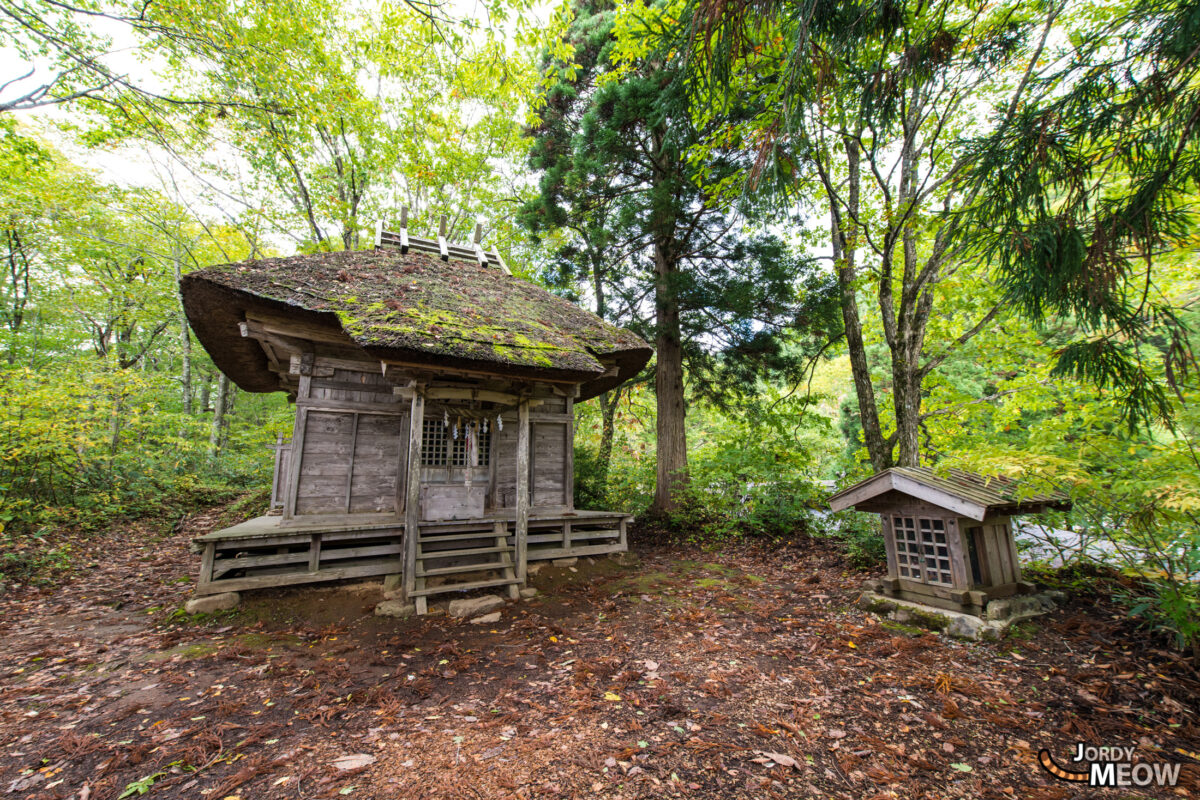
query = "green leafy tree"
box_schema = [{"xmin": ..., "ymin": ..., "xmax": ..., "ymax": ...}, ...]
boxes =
[
  {"xmin": 523, "ymin": 0, "xmax": 813, "ymax": 511},
  {"xmin": 105, "ymin": 0, "xmax": 538, "ymax": 254},
  {"xmin": 0, "ymin": 0, "xmax": 517, "ymax": 114},
  {"xmin": 663, "ymin": 0, "xmax": 1068, "ymax": 470}
]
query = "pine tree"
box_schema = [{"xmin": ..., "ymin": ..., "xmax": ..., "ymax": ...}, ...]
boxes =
[{"xmin": 522, "ymin": 0, "xmax": 813, "ymax": 510}]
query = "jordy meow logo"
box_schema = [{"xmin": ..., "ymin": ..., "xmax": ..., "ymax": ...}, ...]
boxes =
[{"xmin": 1038, "ymin": 743, "xmax": 1183, "ymax": 788}]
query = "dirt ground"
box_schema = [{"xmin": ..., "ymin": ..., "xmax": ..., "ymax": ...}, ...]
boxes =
[{"xmin": 0, "ymin": 507, "xmax": 1197, "ymax": 800}]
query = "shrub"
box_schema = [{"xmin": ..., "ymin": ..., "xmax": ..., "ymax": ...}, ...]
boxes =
[{"xmin": 822, "ymin": 510, "xmax": 887, "ymax": 569}]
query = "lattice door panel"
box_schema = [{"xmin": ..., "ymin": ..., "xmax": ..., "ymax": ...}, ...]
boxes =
[{"xmin": 893, "ymin": 516, "xmax": 953, "ymax": 586}]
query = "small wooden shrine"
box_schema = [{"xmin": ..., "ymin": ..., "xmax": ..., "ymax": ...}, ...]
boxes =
[
  {"xmin": 828, "ymin": 467, "xmax": 1070, "ymax": 617},
  {"xmin": 180, "ymin": 214, "xmax": 651, "ymax": 613}
]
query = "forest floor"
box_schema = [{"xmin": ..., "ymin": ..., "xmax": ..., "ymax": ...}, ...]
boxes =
[{"xmin": 0, "ymin": 506, "xmax": 1197, "ymax": 800}]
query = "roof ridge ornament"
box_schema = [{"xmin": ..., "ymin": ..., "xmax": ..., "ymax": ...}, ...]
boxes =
[{"xmin": 374, "ymin": 208, "xmax": 511, "ymax": 275}]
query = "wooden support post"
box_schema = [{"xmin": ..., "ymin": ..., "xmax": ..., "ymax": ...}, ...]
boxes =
[
  {"xmin": 309, "ymin": 533, "xmax": 322, "ymax": 573},
  {"xmin": 403, "ymin": 389, "xmax": 425, "ymax": 608},
  {"xmin": 515, "ymin": 398, "xmax": 531, "ymax": 583},
  {"xmin": 270, "ymin": 433, "xmax": 286, "ymax": 511},
  {"xmin": 946, "ymin": 518, "xmax": 969, "ymax": 590},
  {"xmin": 282, "ymin": 372, "xmax": 312, "ymax": 521},
  {"xmin": 562, "ymin": 521, "xmax": 572, "ymax": 551},
  {"xmin": 198, "ymin": 542, "xmax": 216, "ymax": 594},
  {"xmin": 881, "ymin": 516, "xmax": 899, "ymax": 582},
  {"xmin": 564, "ymin": 396, "xmax": 575, "ymax": 510},
  {"xmin": 1003, "ymin": 520, "xmax": 1022, "ymax": 583}
]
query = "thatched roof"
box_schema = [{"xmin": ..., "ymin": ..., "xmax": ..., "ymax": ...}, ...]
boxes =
[
  {"xmin": 828, "ymin": 467, "xmax": 1071, "ymax": 521},
  {"xmin": 181, "ymin": 248, "xmax": 651, "ymax": 400}
]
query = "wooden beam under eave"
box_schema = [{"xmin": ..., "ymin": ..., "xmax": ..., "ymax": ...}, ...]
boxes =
[
  {"xmin": 377, "ymin": 357, "xmax": 584, "ymax": 386},
  {"xmin": 245, "ymin": 310, "xmax": 357, "ymax": 348}
]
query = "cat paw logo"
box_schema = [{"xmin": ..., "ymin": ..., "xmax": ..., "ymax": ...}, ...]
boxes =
[{"xmin": 1038, "ymin": 744, "xmax": 1184, "ymax": 788}]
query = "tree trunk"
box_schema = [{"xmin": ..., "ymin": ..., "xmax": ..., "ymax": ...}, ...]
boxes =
[
  {"xmin": 209, "ymin": 373, "xmax": 230, "ymax": 458},
  {"xmin": 172, "ymin": 248, "xmax": 193, "ymax": 415},
  {"xmin": 891, "ymin": 346, "xmax": 922, "ymax": 467},
  {"xmin": 109, "ymin": 392, "xmax": 123, "ymax": 454},
  {"xmin": 830, "ymin": 138, "xmax": 892, "ymax": 472},
  {"xmin": 652, "ymin": 239, "xmax": 688, "ymax": 513},
  {"xmin": 199, "ymin": 372, "xmax": 212, "ymax": 413},
  {"xmin": 891, "ymin": 92, "xmax": 929, "ymax": 469},
  {"xmin": 590, "ymin": 243, "xmax": 618, "ymax": 497},
  {"xmin": 596, "ymin": 387, "xmax": 621, "ymax": 495}
]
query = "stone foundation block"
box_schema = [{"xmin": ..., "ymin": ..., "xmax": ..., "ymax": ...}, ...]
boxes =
[
  {"xmin": 375, "ymin": 600, "xmax": 416, "ymax": 618},
  {"xmin": 858, "ymin": 591, "xmax": 1059, "ymax": 641},
  {"xmin": 185, "ymin": 592, "xmax": 240, "ymax": 614},
  {"xmin": 448, "ymin": 594, "xmax": 504, "ymax": 618}
]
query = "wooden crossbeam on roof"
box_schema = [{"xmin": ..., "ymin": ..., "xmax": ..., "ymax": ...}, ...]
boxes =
[{"xmin": 375, "ymin": 208, "xmax": 511, "ymax": 275}]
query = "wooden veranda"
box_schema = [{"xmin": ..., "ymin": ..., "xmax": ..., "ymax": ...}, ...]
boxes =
[{"xmin": 192, "ymin": 509, "xmax": 629, "ymax": 599}]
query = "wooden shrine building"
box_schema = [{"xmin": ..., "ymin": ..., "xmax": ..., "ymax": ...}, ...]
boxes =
[
  {"xmin": 180, "ymin": 216, "xmax": 651, "ymax": 613},
  {"xmin": 828, "ymin": 467, "xmax": 1070, "ymax": 617}
]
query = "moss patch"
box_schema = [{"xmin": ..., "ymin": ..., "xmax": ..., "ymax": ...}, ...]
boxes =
[
  {"xmin": 879, "ymin": 619, "xmax": 927, "ymax": 637},
  {"xmin": 144, "ymin": 641, "xmax": 220, "ymax": 662},
  {"xmin": 193, "ymin": 249, "xmax": 650, "ymax": 375},
  {"xmin": 694, "ymin": 577, "xmax": 731, "ymax": 590},
  {"xmin": 611, "ymin": 571, "xmax": 675, "ymax": 595}
]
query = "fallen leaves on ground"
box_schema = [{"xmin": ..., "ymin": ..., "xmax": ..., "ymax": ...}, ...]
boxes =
[{"xmin": 0, "ymin": 507, "xmax": 1196, "ymax": 799}]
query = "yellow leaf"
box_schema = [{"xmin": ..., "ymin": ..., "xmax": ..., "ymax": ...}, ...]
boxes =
[
  {"xmin": 847, "ymin": 641, "xmax": 856, "ymax": 649},
  {"xmin": 604, "ymin": 691, "xmax": 621, "ymax": 702}
]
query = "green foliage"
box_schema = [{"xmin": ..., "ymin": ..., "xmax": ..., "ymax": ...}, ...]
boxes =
[
  {"xmin": 959, "ymin": 0, "xmax": 1200, "ymax": 429},
  {"xmin": 0, "ymin": 364, "xmax": 281, "ymax": 535},
  {"xmin": 824, "ymin": 512, "xmax": 887, "ymax": 571},
  {"xmin": 0, "ymin": 125, "xmax": 291, "ymax": 546},
  {"xmin": 575, "ymin": 384, "xmax": 842, "ymax": 540},
  {"xmin": 931, "ymin": 301, "xmax": 1200, "ymax": 661},
  {"xmin": 118, "ymin": 772, "xmax": 166, "ymax": 799}
]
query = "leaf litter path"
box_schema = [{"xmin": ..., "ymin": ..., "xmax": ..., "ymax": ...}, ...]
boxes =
[{"xmin": 0, "ymin": 509, "xmax": 1196, "ymax": 800}]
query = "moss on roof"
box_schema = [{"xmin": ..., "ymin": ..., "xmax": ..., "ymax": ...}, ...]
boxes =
[{"xmin": 184, "ymin": 248, "xmax": 650, "ymax": 383}]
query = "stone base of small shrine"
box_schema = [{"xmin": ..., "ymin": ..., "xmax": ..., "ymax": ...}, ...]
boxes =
[{"xmin": 858, "ymin": 588, "xmax": 1064, "ymax": 641}]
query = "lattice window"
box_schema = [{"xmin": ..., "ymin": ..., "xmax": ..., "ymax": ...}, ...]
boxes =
[
  {"xmin": 919, "ymin": 518, "xmax": 952, "ymax": 586},
  {"xmin": 421, "ymin": 418, "xmax": 447, "ymax": 466},
  {"xmin": 893, "ymin": 516, "xmax": 953, "ymax": 586},
  {"xmin": 475, "ymin": 426, "xmax": 491, "ymax": 467},
  {"xmin": 424, "ymin": 418, "xmax": 492, "ymax": 467},
  {"xmin": 451, "ymin": 427, "xmax": 470, "ymax": 466},
  {"xmin": 893, "ymin": 517, "xmax": 923, "ymax": 580},
  {"xmin": 449, "ymin": 424, "xmax": 491, "ymax": 467}
]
